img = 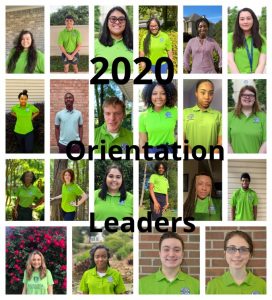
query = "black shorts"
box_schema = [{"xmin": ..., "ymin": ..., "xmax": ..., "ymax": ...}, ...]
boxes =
[{"xmin": 61, "ymin": 52, "xmax": 79, "ymax": 65}]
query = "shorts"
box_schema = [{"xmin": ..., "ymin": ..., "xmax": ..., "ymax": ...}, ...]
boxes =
[{"xmin": 61, "ymin": 52, "xmax": 79, "ymax": 65}]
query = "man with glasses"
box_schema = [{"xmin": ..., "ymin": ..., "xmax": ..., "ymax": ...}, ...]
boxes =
[
  {"xmin": 58, "ymin": 15, "xmax": 82, "ymax": 73},
  {"xmin": 230, "ymin": 172, "xmax": 258, "ymax": 221}
]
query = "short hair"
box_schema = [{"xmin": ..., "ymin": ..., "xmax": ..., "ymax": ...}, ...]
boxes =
[
  {"xmin": 102, "ymin": 97, "xmax": 126, "ymax": 115},
  {"xmin": 195, "ymin": 17, "xmax": 210, "ymax": 31},
  {"xmin": 224, "ymin": 230, "xmax": 253, "ymax": 255},
  {"xmin": 195, "ymin": 79, "xmax": 214, "ymax": 91},
  {"xmin": 18, "ymin": 89, "xmax": 28, "ymax": 99},
  {"xmin": 89, "ymin": 245, "xmax": 110, "ymax": 269},
  {"xmin": 154, "ymin": 162, "xmax": 167, "ymax": 174},
  {"xmin": 64, "ymin": 92, "xmax": 74, "ymax": 100},
  {"xmin": 65, "ymin": 15, "xmax": 74, "ymax": 21},
  {"xmin": 20, "ymin": 171, "xmax": 37, "ymax": 184},
  {"xmin": 61, "ymin": 168, "xmax": 75, "ymax": 183},
  {"xmin": 240, "ymin": 172, "xmax": 251, "ymax": 182},
  {"xmin": 159, "ymin": 232, "xmax": 184, "ymax": 251}
]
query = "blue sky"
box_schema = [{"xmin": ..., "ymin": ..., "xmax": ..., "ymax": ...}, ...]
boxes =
[{"xmin": 184, "ymin": 6, "xmax": 222, "ymax": 23}]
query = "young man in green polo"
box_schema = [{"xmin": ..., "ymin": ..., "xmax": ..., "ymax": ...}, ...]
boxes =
[
  {"xmin": 58, "ymin": 15, "xmax": 82, "ymax": 73},
  {"xmin": 230, "ymin": 172, "xmax": 258, "ymax": 221}
]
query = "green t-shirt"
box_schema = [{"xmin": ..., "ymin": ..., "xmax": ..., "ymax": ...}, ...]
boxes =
[
  {"xmin": 16, "ymin": 184, "xmax": 43, "ymax": 208},
  {"xmin": 183, "ymin": 105, "xmax": 222, "ymax": 152},
  {"xmin": 11, "ymin": 103, "xmax": 39, "ymax": 134},
  {"xmin": 140, "ymin": 31, "xmax": 172, "ymax": 65},
  {"xmin": 95, "ymin": 38, "xmax": 133, "ymax": 73},
  {"xmin": 206, "ymin": 270, "xmax": 266, "ymax": 294},
  {"xmin": 94, "ymin": 189, "xmax": 133, "ymax": 221},
  {"xmin": 193, "ymin": 197, "xmax": 221, "ymax": 221},
  {"xmin": 23, "ymin": 269, "xmax": 54, "ymax": 294},
  {"xmin": 230, "ymin": 188, "xmax": 258, "ymax": 221},
  {"xmin": 139, "ymin": 106, "xmax": 177, "ymax": 146},
  {"xmin": 228, "ymin": 111, "xmax": 266, "ymax": 153},
  {"xmin": 79, "ymin": 267, "xmax": 126, "ymax": 294},
  {"xmin": 149, "ymin": 174, "xmax": 169, "ymax": 194},
  {"xmin": 139, "ymin": 269, "xmax": 200, "ymax": 294},
  {"xmin": 7, "ymin": 49, "xmax": 44, "ymax": 73},
  {"xmin": 58, "ymin": 28, "xmax": 82, "ymax": 53},
  {"xmin": 95, "ymin": 123, "xmax": 133, "ymax": 153},
  {"xmin": 228, "ymin": 32, "xmax": 266, "ymax": 73},
  {"xmin": 61, "ymin": 183, "xmax": 84, "ymax": 212}
]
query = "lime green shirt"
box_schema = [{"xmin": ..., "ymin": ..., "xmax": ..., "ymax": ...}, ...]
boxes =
[
  {"xmin": 183, "ymin": 105, "xmax": 222, "ymax": 152},
  {"xmin": 95, "ymin": 38, "xmax": 133, "ymax": 73},
  {"xmin": 139, "ymin": 106, "xmax": 177, "ymax": 146},
  {"xmin": 140, "ymin": 31, "xmax": 172, "ymax": 65},
  {"xmin": 228, "ymin": 111, "xmax": 266, "ymax": 153},
  {"xmin": 228, "ymin": 32, "xmax": 266, "ymax": 73},
  {"xmin": 23, "ymin": 269, "xmax": 54, "ymax": 294},
  {"xmin": 7, "ymin": 49, "xmax": 44, "ymax": 73},
  {"xmin": 16, "ymin": 184, "xmax": 43, "ymax": 208},
  {"xmin": 95, "ymin": 123, "xmax": 133, "ymax": 153},
  {"xmin": 230, "ymin": 188, "xmax": 258, "ymax": 221},
  {"xmin": 11, "ymin": 103, "xmax": 39, "ymax": 134},
  {"xmin": 79, "ymin": 267, "xmax": 126, "ymax": 294},
  {"xmin": 94, "ymin": 189, "xmax": 133, "ymax": 221},
  {"xmin": 193, "ymin": 197, "xmax": 221, "ymax": 221},
  {"xmin": 139, "ymin": 269, "xmax": 200, "ymax": 294},
  {"xmin": 61, "ymin": 183, "xmax": 84, "ymax": 212},
  {"xmin": 206, "ymin": 270, "xmax": 266, "ymax": 294},
  {"xmin": 58, "ymin": 28, "xmax": 82, "ymax": 53},
  {"xmin": 149, "ymin": 174, "xmax": 169, "ymax": 194}
]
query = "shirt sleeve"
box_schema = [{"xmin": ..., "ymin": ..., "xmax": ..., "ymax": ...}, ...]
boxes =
[
  {"xmin": 165, "ymin": 34, "xmax": 172, "ymax": 51},
  {"xmin": 58, "ymin": 31, "xmax": 64, "ymax": 46},
  {"xmin": 230, "ymin": 190, "xmax": 237, "ymax": 207},
  {"xmin": 76, "ymin": 30, "xmax": 82, "ymax": 45},
  {"xmin": 260, "ymin": 36, "xmax": 266, "ymax": 53},
  {"xmin": 218, "ymin": 112, "xmax": 222, "ymax": 136},
  {"xmin": 74, "ymin": 184, "xmax": 84, "ymax": 196},
  {"xmin": 253, "ymin": 191, "xmax": 259, "ymax": 206},
  {"xmin": 31, "ymin": 105, "xmax": 39, "ymax": 113},
  {"xmin": 78, "ymin": 112, "xmax": 83, "ymax": 125},
  {"xmin": 149, "ymin": 174, "xmax": 155, "ymax": 185},
  {"xmin": 183, "ymin": 39, "xmax": 192, "ymax": 71},
  {"xmin": 114, "ymin": 271, "xmax": 126, "ymax": 294},
  {"xmin": 139, "ymin": 34, "xmax": 146, "ymax": 52},
  {"xmin": 79, "ymin": 271, "xmax": 89, "ymax": 294},
  {"xmin": 261, "ymin": 113, "xmax": 266, "ymax": 142},
  {"xmin": 228, "ymin": 112, "xmax": 232, "ymax": 143},
  {"xmin": 46, "ymin": 269, "xmax": 54, "ymax": 286},
  {"xmin": 55, "ymin": 112, "xmax": 60, "ymax": 126},
  {"xmin": 228, "ymin": 32, "xmax": 233, "ymax": 52},
  {"xmin": 214, "ymin": 41, "xmax": 222, "ymax": 68},
  {"xmin": 139, "ymin": 112, "xmax": 147, "ymax": 133},
  {"xmin": 37, "ymin": 51, "xmax": 45, "ymax": 73},
  {"xmin": 34, "ymin": 186, "xmax": 44, "ymax": 200}
]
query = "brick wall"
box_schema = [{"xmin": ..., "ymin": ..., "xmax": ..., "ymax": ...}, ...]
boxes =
[
  {"xmin": 139, "ymin": 227, "xmax": 200, "ymax": 279},
  {"xmin": 6, "ymin": 7, "xmax": 44, "ymax": 57},
  {"xmin": 206, "ymin": 226, "xmax": 266, "ymax": 284},
  {"xmin": 50, "ymin": 80, "xmax": 89, "ymax": 151}
]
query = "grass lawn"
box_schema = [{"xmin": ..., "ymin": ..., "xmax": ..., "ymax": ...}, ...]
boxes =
[{"xmin": 50, "ymin": 55, "xmax": 89, "ymax": 72}]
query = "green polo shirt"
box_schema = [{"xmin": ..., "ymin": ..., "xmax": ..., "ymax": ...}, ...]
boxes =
[
  {"xmin": 230, "ymin": 188, "xmax": 258, "ymax": 221},
  {"xmin": 139, "ymin": 106, "xmax": 177, "ymax": 146},
  {"xmin": 95, "ymin": 38, "xmax": 133, "ymax": 73},
  {"xmin": 95, "ymin": 123, "xmax": 133, "ymax": 153},
  {"xmin": 193, "ymin": 197, "xmax": 221, "ymax": 221},
  {"xmin": 61, "ymin": 183, "xmax": 84, "ymax": 212},
  {"xmin": 139, "ymin": 269, "xmax": 200, "ymax": 294},
  {"xmin": 7, "ymin": 49, "xmax": 44, "ymax": 73},
  {"xmin": 206, "ymin": 270, "xmax": 266, "ymax": 294},
  {"xmin": 228, "ymin": 32, "xmax": 266, "ymax": 73},
  {"xmin": 149, "ymin": 174, "xmax": 169, "ymax": 194},
  {"xmin": 11, "ymin": 104, "xmax": 39, "ymax": 134},
  {"xmin": 228, "ymin": 111, "xmax": 266, "ymax": 153},
  {"xmin": 183, "ymin": 105, "xmax": 222, "ymax": 152},
  {"xmin": 140, "ymin": 31, "xmax": 172, "ymax": 65},
  {"xmin": 79, "ymin": 267, "xmax": 126, "ymax": 294},
  {"xmin": 58, "ymin": 28, "xmax": 82, "ymax": 53},
  {"xmin": 16, "ymin": 185, "xmax": 43, "ymax": 208},
  {"xmin": 23, "ymin": 269, "xmax": 54, "ymax": 294},
  {"xmin": 94, "ymin": 189, "xmax": 133, "ymax": 220}
]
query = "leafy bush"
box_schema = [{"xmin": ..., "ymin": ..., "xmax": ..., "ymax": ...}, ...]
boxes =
[{"xmin": 6, "ymin": 227, "xmax": 66, "ymax": 294}]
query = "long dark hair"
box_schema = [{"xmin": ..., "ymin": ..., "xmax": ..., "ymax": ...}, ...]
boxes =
[
  {"xmin": 89, "ymin": 245, "xmax": 110, "ymax": 269},
  {"xmin": 98, "ymin": 164, "xmax": 127, "ymax": 201},
  {"xmin": 7, "ymin": 30, "xmax": 38, "ymax": 73},
  {"xmin": 143, "ymin": 17, "xmax": 161, "ymax": 56},
  {"xmin": 99, "ymin": 6, "xmax": 133, "ymax": 50},
  {"xmin": 232, "ymin": 8, "xmax": 263, "ymax": 52}
]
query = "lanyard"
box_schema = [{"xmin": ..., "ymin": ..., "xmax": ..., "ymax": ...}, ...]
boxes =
[{"xmin": 244, "ymin": 37, "xmax": 253, "ymax": 73}]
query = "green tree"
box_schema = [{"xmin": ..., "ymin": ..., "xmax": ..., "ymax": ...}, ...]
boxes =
[
  {"xmin": 255, "ymin": 79, "xmax": 266, "ymax": 110},
  {"xmin": 228, "ymin": 6, "xmax": 238, "ymax": 32},
  {"xmin": 259, "ymin": 7, "xmax": 266, "ymax": 38},
  {"xmin": 213, "ymin": 20, "xmax": 222, "ymax": 46},
  {"xmin": 228, "ymin": 80, "xmax": 234, "ymax": 108},
  {"xmin": 95, "ymin": 6, "xmax": 101, "ymax": 32},
  {"xmin": 51, "ymin": 6, "xmax": 89, "ymax": 25}
]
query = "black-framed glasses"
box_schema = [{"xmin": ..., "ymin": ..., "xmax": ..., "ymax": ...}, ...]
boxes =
[
  {"xmin": 241, "ymin": 94, "xmax": 255, "ymax": 100},
  {"xmin": 109, "ymin": 16, "xmax": 126, "ymax": 24},
  {"xmin": 225, "ymin": 246, "xmax": 250, "ymax": 255}
]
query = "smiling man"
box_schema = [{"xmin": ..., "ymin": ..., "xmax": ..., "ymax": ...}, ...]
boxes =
[
  {"xmin": 95, "ymin": 97, "xmax": 133, "ymax": 153},
  {"xmin": 183, "ymin": 79, "xmax": 222, "ymax": 152}
]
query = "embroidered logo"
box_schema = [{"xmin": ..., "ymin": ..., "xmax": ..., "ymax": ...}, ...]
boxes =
[
  {"xmin": 181, "ymin": 287, "xmax": 191, "ymax": 294},
  {"xmin": 253, "ymin": 117, "xmax": 260, "ymax": 123},
  {"xmin": 165, "ymin": 112, "xmax": 172, "ymax": 118},
  {"xmin": 187, "ymin": 114, "xmax": 194, "ymax": 120},
  {"xmin": 107, "ymin": 276, "xmax": 113, "ymax": 283},
  {"xmin": 251, "ymin": 290, "xmax": 261, "ymax": 294},
  {"xmin": 121, "ymin": 144, "xmax": 128, "ymax": 151}
]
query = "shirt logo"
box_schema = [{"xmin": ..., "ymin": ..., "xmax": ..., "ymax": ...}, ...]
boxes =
[
  {"xmin": 181, "ymin": 287, "xmax": 191, "ymax": 294},
  {"xmin": 26, "ymin": 108, "xmax": 30, "ymax": 112},
  {"xmin": 33, "ymin": 276, "xmax": 40, "ymax": 282},
  {"xmin": 121, "ymin": 144, "xmax": 128, "ymax": 151},
  {"xmin": 187, "ymin": 114, "xmax": 194, "ymax": 120},
  {"xmin": 107, "ymin": 276, "xmax": 113, "ymax": 283},
  {"xmin": 253, "ymin": 117, "xmax": 260, "ymax": 123},
  {"xmin": 252, "ymin": 290, "xmax": 261, "ymax": 294},
  {"xmin": 248, "ymin": 194, "xmax": 254, "ymax": 202},
  {"xmin": 165, "ymin": 112, "xmax": 172, "ymax": 118},
  {"xmin": 209, "ymin": 205, "xmax": 216, "ymax": 214},
  {"xmin": 160, "ymin": 38, "xmax": 165, "ymax": 43},
  {"xmin": 119, "ymin": 200, "xmax": 125, "ymax": 205}
]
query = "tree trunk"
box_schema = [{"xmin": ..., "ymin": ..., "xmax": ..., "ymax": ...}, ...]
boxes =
[{"xmin": 139, "ymin": 162, "xmax": 147, "ymax": 207}]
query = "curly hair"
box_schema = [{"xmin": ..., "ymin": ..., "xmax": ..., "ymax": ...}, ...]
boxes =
[
  {"xmin": 154, "ymin": 161, "xmax": 168, "ymax": 174},
  {"xmin": 195, "ymin": 17, "xmax": 210, "ymax": 32},
  {"xmin": 20, "ymin": 171, "xmax": 37, "ymax": 184},
  {"xmin": 143, "ymin": 17, "xmax": 161, "ymax": 56},
  {"xmin": 61, "ymin": 169, "xmax": 75, "ymax": 183},
  {"xmin": 89, "ymin": 245, "xmax": 111, "ymax": 269},
  {"xmin": 25, "ymin": 250, "xmax": 47, "ymax": 280}
]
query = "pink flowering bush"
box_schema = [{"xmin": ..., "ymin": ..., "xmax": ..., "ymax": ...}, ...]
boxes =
[{"xmin": 6, "ymin": 227, "xmax": 66, "ymax": 294}]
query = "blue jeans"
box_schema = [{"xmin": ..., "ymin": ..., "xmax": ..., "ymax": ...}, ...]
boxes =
[
  {"xmin": 151, "ymin": 63, "xmax": 168, "ymax": 74},
  {"xmin": 62, "ymin": 209, "xmax": 76, "ymax": 221},
  {"xmin": 148, "ymin": 145, "xmax": 174, "ymax": 154}
]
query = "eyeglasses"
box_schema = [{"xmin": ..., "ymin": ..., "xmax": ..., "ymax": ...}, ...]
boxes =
[
  {"xmin": 225, "ymin": 246, "xmax": 250, "ymax": 255},
  {"xmin": 241, "ymin": 94, "xmax": 255, "ymax": 100},
  {"xmin": 109, "ymin": 16, "xmax": 126, "ymax": 24},
  {"xmin": 150, "ymin": 25, "xmax": 159, "ymax": 29}
]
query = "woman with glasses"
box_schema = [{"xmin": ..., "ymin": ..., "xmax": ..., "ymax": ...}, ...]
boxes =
[
  {"xmin": 228, "ymin": 85, "xmax": 266, "ymax": 153},
  {"xmin": 228, "ymin": 8, "xmax": 266, "ymax": 73},
  {"xmin": 207, "ymin": 230, "xmax": 266, "ymax": 294},
  {"xmin": 95, "ymin": 6, "xmax": 133, "ymax": 74},
  {"xmin": 139, "ymin": 17, "xmax": 173, "ymax": 74}
]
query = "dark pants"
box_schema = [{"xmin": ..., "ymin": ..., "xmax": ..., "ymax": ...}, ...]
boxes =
[
  {"xmin": 17, "ymin": 205, "xmax": 32, "ymax": 221},
  {"xmin": 148, "ymin": 144, "xmax": 174, "ymax": 154},
  {"xmin": 61, "ymin": 52, "xmax": 80, "ymax": 65},
  {"xmin": 62, "ymin": 209, "xmax": 76, "ymax": 221},
  {"xmin": 15, "ymin": 131, "xmax": 34, "ymax": 153},
  {"xmin": 58, "ymin": 142, "xmax": 81, "ymax": 154},
  {"xmin": 150, "ymin": 192, "xmax": 166, "ymax": 220}
]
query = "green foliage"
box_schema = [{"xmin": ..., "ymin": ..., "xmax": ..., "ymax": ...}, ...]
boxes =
[
  {"xmin": 213, "ymin": 20, "xmax": 222, "ymax": 46},
  {"xmin": 255, "ymin": 79, "xmax": 266, "ymax": 110},
  {"xmin": 73, "ymin": 250, "xmax": 90, "ymax": 264},
  {"xmin": 104, "ymin": 231, "xmax": 133, "ymax": 259},
  {"xmin": 259, "ymin": 7, "xmax": 266, "ymax": 38},
  {"xmin": 50, "ymin": 6, "xmax": 89, "ymax": 25},
  {"xmin": 50, "ymin": 56, "xmax": 89, "ymax": 72},
  {"xmin": 94, "ymin": 6, "xmax": 101, "ymax": 32},
  {"xmin": 115, "ymin": 243, "xmax": 133, "ymax": 260},
  {"xmin": 228, "ymin": 6, "xmax": 238, "ymax": 32},
  {"xmin": 228, "ymin": 80, "xmax": 235, "ymax": 108}
]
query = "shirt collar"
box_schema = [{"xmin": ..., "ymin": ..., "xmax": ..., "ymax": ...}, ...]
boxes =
[
  {"xmin": 101, "ymin": 123, "xmax": 123, "ymax": 136},
  {"xmin": 155, "ymin": 269, "xmax": 186, "ymax": 282},
  {"xmin": 223, "ymin": 270, "xmax": 254, "ymax": 287},
  {"xmin": 192, "ymin": 105, "xmax": 212, "ymax": 113}
]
